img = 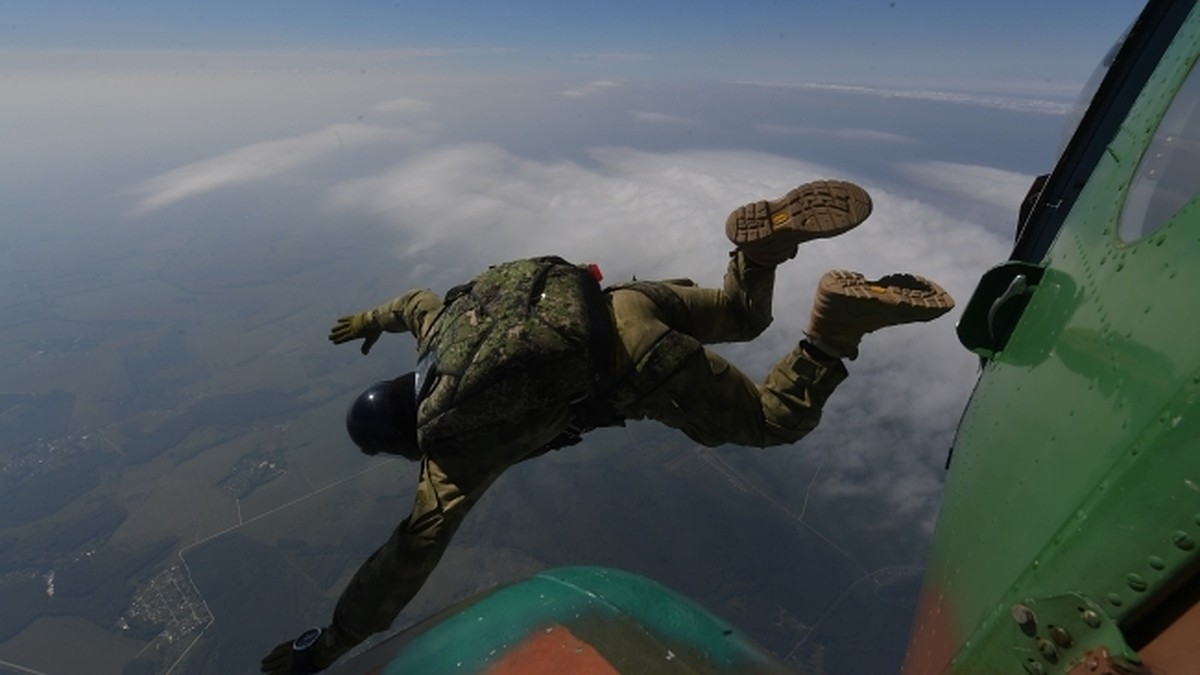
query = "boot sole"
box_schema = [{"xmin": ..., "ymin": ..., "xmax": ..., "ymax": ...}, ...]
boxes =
[
  {"xmin": 820, "ymin": 270, "xmax": 955, "ymax": 323},
  {"xmin": 726, "ymin": 180, "xmax": 873, "ymax": 250}
]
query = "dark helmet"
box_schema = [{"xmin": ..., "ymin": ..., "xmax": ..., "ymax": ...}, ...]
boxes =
[{"xmin": 346, "ymin": 373, "xmax": 421, "ymax": 461}]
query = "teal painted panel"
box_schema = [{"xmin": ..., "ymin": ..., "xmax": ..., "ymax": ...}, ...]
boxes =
[{"xmin": 368, "ymin": 567, "xmax": 791, "ymax": 674}]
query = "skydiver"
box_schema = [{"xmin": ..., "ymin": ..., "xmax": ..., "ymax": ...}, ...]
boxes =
[{"xmin": 261, "ymin": 179, "xmax": 955, "ymax": 674}]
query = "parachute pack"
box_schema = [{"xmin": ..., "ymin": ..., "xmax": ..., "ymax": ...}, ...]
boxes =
[{"xmin": 414, "ymin": 256, "xmax": 608, "ymax": 449}]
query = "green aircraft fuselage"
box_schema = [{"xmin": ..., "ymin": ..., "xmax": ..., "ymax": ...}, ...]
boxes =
[{"xmin": 905, "ymin": 1, "xmax": 1200, "ymax": 672}]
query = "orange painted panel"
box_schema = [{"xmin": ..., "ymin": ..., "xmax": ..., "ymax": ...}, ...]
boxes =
[{"xmin": 486, "ymin": 624, "xmax": 618, "ymax": 675}]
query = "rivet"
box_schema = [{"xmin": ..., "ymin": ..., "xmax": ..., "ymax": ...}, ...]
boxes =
[
  {"xmin": 1050, "ymin": 625, "xmax": 1073, "ymax": 648},
  {"xmin": 1127, "ymin": 573, "xmax": 1148, "ymax": 592},
  {"xmin": 1148, "ymin": 556, "xmax": 1165, "ymax": 571},
  {"xmin": 1037, "ymin": 638, "xmax": 1058, "ymax": 663},
  {"xmin": 1171, "ymin": 531, "xmax": 1196, "ymax": 551},
  {"xmin": 1107, "ymin": 593, "xmax": 1124, "ymax": 607},
  {"xmin": 1081, "ymin": 609, "xmax": 1101, "ymax": 628},
  {"xmin": 1024, "ymin": 660, "xmax": 1047, "ymax": 675},
  {"xmin": 1012, "ymin": 603, "xmax": 1037, "ymax": 627}
]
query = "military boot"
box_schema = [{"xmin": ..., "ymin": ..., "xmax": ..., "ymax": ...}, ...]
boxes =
[
  {"xmin": 806, "ymin": 270, "xmax": 955, "ymax": 359},
  {"xmin": 726, "ymin": 180, "xmax": 873, "ymax": 266}
]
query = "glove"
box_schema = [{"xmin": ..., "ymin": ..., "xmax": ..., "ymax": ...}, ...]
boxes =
[
  {"xmin": 329, "ymin": 313, "xmax": 382, "ymax": 355},
  {"xmin": 261, "ymin": 627, "xmax": 345, "ymax": 674},
  {"xmin": 261, "ymin": 639, "xmax": 303, "ymax": 674}
]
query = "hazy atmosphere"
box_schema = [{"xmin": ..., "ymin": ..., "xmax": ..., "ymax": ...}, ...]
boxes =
[{"xmin": 1, "ymin": 1, "xmax": 1143, "ymax": 674}]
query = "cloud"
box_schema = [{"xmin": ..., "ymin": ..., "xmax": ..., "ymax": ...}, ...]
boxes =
[
  {"xmin": 2, "ymin": 47, "xmax": 485, "ymax": 76},
  {"xmin": 570, "ymin": 52, "xmax": 654, "ymax": 66},
  {"xmin": 131, "ymin": 123, "xmax": 423, "ymax": 213},
  {"xmin": 561, "ymin": 80, "xmax": 622, "ymax": 98},
  {"xmin": 757, "ymin": 123, "xmax": 916, "ymax": 144},
  {"xmin": 327, "ymin": 144, "xmax": 828, "ymax": 277},
  {"xmin": 740, "ymin": 81, "xmax": 1073, "ymax": 115},
  {"xmin": 632, "ymin": 111, "xmax": 701, "ymax": 126},
  {"xmin": 369, "ymin": 98, "xmax": 434, "ymax": 115},
  {"xmin": 900, "ymin": 160, "xmax": 1033, "ymax": 212},
  {"xmin": 323, "ymin": 139, "xmax": 1010, "ymax": 317}
]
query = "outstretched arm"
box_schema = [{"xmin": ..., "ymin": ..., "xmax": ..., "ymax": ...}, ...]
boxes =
[
  {"xmin": 331, "ymin": 452, "xmax": 501, "ymax": 646},
  {"xmin": 261, "ymin": 451, "xmax": 506, "ymax": 673},
  {"xmin": 328, "ymin": 289, "xmax": 443, "ymax": 354}
]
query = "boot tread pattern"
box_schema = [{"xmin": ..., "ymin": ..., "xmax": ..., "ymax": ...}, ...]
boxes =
[
  {"xmin": 820, "ymin": 269, "xmax": 955, "ymax": 320},
  {"xmin": 726, "ymin": 180, "xmax": 873, "ymax": 248}
]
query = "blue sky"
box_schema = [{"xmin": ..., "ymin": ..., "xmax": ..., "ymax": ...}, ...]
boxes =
[{"xmin": 4, "ymin": 1, "xmax": 1142, "ymax": 89}]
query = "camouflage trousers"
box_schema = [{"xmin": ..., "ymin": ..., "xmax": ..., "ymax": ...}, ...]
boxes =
[
  {"xmin": 330, "ymin": 252, "xmax": 848, "ymax": 646},
  {"xmin": 610, "ymin": 250, "xmax": 848, "ymax": 447}
]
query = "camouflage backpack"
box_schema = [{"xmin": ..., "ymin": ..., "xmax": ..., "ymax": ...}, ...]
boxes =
[{"xmin": 414, "ymin": 257, "xmax": 608, "ymax": 449}]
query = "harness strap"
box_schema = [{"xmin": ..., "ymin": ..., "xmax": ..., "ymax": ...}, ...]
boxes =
[
  {"xmin": 541, "ymin": 267, "xmax": 625, "ymax": 452},
  {"xmin": 577, "ymin": 266, "xmax": 617, "ymax": 396}
]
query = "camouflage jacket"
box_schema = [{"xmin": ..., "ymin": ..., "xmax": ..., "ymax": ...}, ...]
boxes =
[{"xmin": 367, "ymin": 257, "xmax": 701, "ymax": 456}]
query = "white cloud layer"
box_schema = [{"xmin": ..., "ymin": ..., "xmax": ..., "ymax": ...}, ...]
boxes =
[
  {"xmin": 324, "ymin": 142, "xmax": 1012, "ymax": 300},
  {"xmin": 569, "ymin": 52, "xmax": 654, "ymax": 66},
  {"xmin": 369, "ymin": 98, "xmax": 435, "ymax": 114},
  {"xmin": 757, "ymin": 123, "xmax": 916, "ymax": 145},
  {"xmin": 741, "ymin": 81, "xmax": 1074, "ymax": 115},
  {"xmin": 632, "ymin": 111, "xmax": 701, "ymax": 126},
  {"xmin": 131, "ymin": 123, "xmax": 424, "ymax": 213},
  {"xmin": 901, "ymin": 160, "xmax": 1034, "ymax": 212},
  {"xmin": 323, "ymin": 142, "xmax": 1016, "ymax": 526},
  {"xmin": 326, "ymin": 144, "xmax": 834, "ymax": 278},
  {"xmin": 561, "ymin": 80, "xmax": 622, "ymax": 98}
]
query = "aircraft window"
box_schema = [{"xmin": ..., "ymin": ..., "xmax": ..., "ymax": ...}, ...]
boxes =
[
  {"xmin": 1119, "ymin": 59, "xmax": 1200, "ymax": 241},
  {"xmin": 1058, "ymin": 25, "xmax": 1129, "ymax": 160}
]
